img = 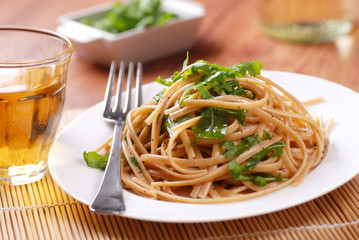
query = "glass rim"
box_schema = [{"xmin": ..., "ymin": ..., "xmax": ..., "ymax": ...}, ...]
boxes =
[{"xmin": 0, "ymin": 26, "xmax": 74, "ymax": 68}]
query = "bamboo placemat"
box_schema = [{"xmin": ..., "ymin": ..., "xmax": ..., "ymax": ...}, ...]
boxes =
[{"xmin": 0, "ymin": 108, "xmax": 358, "ymax": 240}]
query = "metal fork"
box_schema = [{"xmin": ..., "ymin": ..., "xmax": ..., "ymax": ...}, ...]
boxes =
[{"xmin": 90, "ymin": 61, "xmax": 142, "ymax": 214}]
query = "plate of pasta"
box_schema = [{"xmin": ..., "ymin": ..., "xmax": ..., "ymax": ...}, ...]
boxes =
[{"xmin": 49, "ymin": 59, "xmax": 359, "ymax": 222}]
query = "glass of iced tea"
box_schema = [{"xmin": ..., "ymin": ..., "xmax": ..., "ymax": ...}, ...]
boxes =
[{"xmin": 0, "ymin": 27, "xmax": 73, "ymax": 185}]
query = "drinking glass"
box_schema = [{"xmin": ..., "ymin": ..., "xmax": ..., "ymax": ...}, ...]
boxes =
[
  {"xmin": 0, "ymin": 27, "xmax": 73, "ymax": 185},
  {"xmin": 259, "ymin": 0, "xmax": 355, "ymax": 43}
]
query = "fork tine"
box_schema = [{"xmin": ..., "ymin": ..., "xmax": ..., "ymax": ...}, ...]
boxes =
[
  {"xmin": 135, "ymin": 62, "xmax": 143, "ymax": 108},
  {"xmin": 103, "ymin": 61, "xmax": 116, "ymax": 118},
  {"xmin": 123, "ymin": 62, "xmax": 134, "ymax": 113},
  {"xmin": 113, "ymin": 61, "xmax": 125, "ymax": 115}
]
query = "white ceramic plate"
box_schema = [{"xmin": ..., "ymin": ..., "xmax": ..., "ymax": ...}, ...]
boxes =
[{"xmin": 49, "ymin": 71, "xmax": 359, "ymax": 222}]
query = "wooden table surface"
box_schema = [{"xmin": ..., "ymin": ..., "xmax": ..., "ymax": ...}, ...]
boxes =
[{"xmin": 1, "ymin": 0, "xmax": 358, "ymax": 111}]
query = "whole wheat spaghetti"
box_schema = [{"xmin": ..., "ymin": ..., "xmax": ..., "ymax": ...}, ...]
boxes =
[{"xmin": 93, "ymin": 58, "xmax": 329, "ymax": 203}]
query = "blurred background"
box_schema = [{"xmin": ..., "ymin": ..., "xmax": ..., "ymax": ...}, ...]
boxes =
[{"xmin": 2, "ymin": 0, "xmax": 358, "ymax": 109}]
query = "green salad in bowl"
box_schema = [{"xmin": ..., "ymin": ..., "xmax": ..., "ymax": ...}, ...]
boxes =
[
  {"xmin": 81, "ymin": 0, "xmax": 178, "ymax": 34},
  {"xmin": 57, "ymin": 0, "xmax": 205, "ymax": 65}
]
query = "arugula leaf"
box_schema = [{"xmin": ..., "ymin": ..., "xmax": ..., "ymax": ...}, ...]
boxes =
[
  {"xmin": 83, "ymin": 151, "xmax": 142, "ymax": 171},
  {"xmin": 205, "ymin": 71, "xmax": 235, "ymax": 94},
  {"xmin": 182, "ymin": 51, "xmax": 190, "ymax": 70},
  {"xmin": 178, "ymin": 60, "xmax": 262, "ymax": 106},
  {"xmin": 197, "ymin": 84, "xmax": 213, "ymax": 99},
  {"xmin": 232, "ymin": 61, "xmax": 263, "ymax": 76},
  {"xmin": 222, "ymin": 135, "xmax": 286, "ymax": 174},
  {"xmin": 262, "ymin": 130, "xmax": 271, "ymax": 140},
  {"xmin": 155, "ymin": 55, "xmax": 263, "ymax": 109},
  {"xmin": 225, "ymin": 109, "xmax": 248, "ymax": 125},
  {"xmin": 227, "ymin": 81, "xmax": 247, "ymax": 96},
  {"xmin": 83, "ymin": 151, "xmax": 108, "ymax": 170},
  {"xmin": 229, "ymin": 160, "xmax": 287, "ymax": 186},
  {"xmin": 153, "ymin": 88, "xmax": 166, "ymax": 103},
  {"xmin": 229, "ymin": 160, "xmax": 245, "ymax": 179},
  {"xmin": 178, "ymin": 80, "xmax": 216, "ymax": 107},
  {"xmin": 251, "ymin": 173, "xmax": 287, "ymax": 186},
  {"xmin": 245, "ymin": 142, "xmax": 286, "ymax": 170},
  {"xmin": 171, "ymin": 53, "xmax": 195, "ymax": 83},
  {"xmin": 164, "ymin": 114, "xmax": 190, "ymax": 137},
  {"xmin": 220, "ymin": 141, "xmax": 238, "ymax": 157},
  {"xmin": 253, "ymin": 175, "xmax": 267, "ymax": 186},
  {"xmin": 179, "ymin": 84, "xmax": 198, "ymax": 107},
  {"xmin": 221, "ymin": 134, "xmax": 262, "ymax": 157},
  {"xmin": 129, "ymin": 156, "xmax": 139, "ymax": 167},
  {"xmin": 155, "ymin": 76, "xmax": 176, "ymax": 87},
  {"xmin": 181, "ymin": 60, "xmax": 212, "ymax": 81},
  {"xmin": 192, "ymin": 107, "xmax": 229, "ymax": 139}
]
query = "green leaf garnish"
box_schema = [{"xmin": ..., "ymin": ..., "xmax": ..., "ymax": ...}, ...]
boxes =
[
  {"xmin": 163, "ymin": 114, "xmax": 190, "ymax": 137},
  {"xmin": 153, "ymin": 88, "xmax": 166, "ymax": 103},
  {"xmin": 155, "ymin": 55, "xmax": 263, "ymax": 123},
  {"xmin": 244, "ymin": 142, "xmax": 286, "ymax": 170},
  {"xmin": 192, "ymin": 107, "xmax": 229, "ymax": 139},
  {"xmin": 83, "ymin": 151, "xmax": 108, "ymax": 170},
  {"xmin": 221, "ymin": 134, "xmax": 262, "ymax": 157},
  {"xmin": 229, "ymin": 160, "xmax": 245, "ymax": 179},
  {"xmin": 155, "ymin": 76, "xmax": 176, "ymax": 87},
  {"xmin": 197, "ymin": 84, "xmax": 213, "ymax": 99},
  {"xmin": 156, "ymin": 55, "xmax": 262, "ymax": 86},
  {"xmin": 129, "ymin": 156, "xmax": 139, "ymax": 167},
  {"xmin": 222, "ymin": 134, "xmax": 286, "ymax": 178},
  {"xmin": 225, "ymin": 109, "xmax": 248, "ymax": 125},
  {"xmin": 232, "ymin": 61, "xmax": 263, "ymax": 76},
  {"xmin": 263, "ymin": 130, "xmax": 272, "ymax": 140},
  {"xmin": 229, "ymin": 160, "xmax": 287, "ymax": 186},
  {"xmin": 179, "ymin": 59, "xmax": 262, "ymax": 106}
]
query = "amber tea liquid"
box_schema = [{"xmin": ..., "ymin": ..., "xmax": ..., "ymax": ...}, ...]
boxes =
[
  {"xmin": 0, "ymin": 67, "xmax": 66, "ymax": 184},
  {"xmin": 0, "ymin": 27, "xmax": 73, "ymax": 185}
]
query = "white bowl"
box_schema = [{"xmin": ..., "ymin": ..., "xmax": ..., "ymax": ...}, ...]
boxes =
[{"xmin": 57, "ymin": 0, "xmax": 205, "ymax": 66}]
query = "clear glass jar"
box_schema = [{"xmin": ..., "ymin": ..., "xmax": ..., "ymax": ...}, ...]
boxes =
[{"xmin": 259, "ymin": 0, "xmax": 355, "ymax": 43}]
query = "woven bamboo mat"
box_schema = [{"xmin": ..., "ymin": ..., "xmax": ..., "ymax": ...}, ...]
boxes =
[{"xmin": 1, "ymin": 108, "xmax": 358, "ymax": 240}]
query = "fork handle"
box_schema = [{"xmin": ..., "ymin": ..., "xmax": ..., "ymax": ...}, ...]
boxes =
[{"xmin": 90, "ymin": 121, "xmax": 125, "ymax": 213}]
